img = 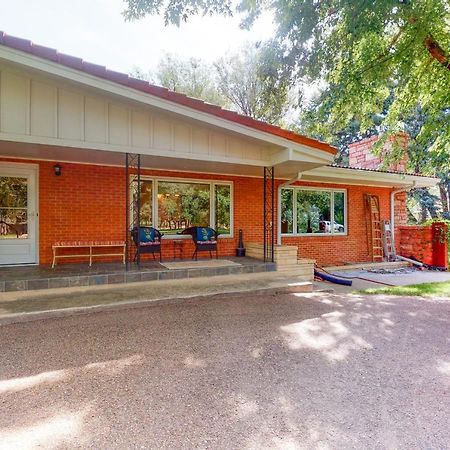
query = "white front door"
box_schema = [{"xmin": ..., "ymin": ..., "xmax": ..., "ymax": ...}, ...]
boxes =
[{"xmin": 0, "ymin": 163, "xmax": 38, "ymax": 265}]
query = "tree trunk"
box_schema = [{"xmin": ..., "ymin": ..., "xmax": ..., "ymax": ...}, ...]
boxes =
[
  {"xmin": 439, "ymin": 183, "xmax": 449, "ymax": 213},
  {"xmin": 424, "ymin": 35, "xmax": 450, "ymax": 70},
  {"xmin": 421, "ymin": 203, "xmax": 428, "ymax": 222}
]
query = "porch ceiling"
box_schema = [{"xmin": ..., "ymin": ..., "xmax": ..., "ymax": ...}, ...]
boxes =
[{"xmin": 0, "ymin": 141, "xmax": 322, "ymax": 178}]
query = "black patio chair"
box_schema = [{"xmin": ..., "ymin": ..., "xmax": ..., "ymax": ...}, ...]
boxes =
[
  {"xmin": 131, "ymin": 226, "xmax": 164, "ymax": 262},
  {"xmin": 179, "ymin": 226, "xmax": 219, "ymax": 260}
]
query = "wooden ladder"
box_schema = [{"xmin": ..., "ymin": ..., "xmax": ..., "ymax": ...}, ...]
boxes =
[
  {"xmin": 382, "ymin": 219, "xmax": 396, "ymax": 261},
  {"xmin": 364, "ymin": 194, "xmax": 384, "ymax": 261}
]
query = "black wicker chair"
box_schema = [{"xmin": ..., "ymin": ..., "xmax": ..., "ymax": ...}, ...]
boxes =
[
  {"xmin": 131, "ymin": 226, "xmax": 164, "ymax": 262},
  {"xmin": 179, "ymin": 226, "xmax": 219, "ymax": 260}
]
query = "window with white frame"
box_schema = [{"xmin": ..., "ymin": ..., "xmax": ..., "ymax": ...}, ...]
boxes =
[
  {"xmin": 132, "ymin": 178, "xmax": 232, "ymax": 236},
  {"xmin": 281, "ymin": 188, "xmax": 346, "ymax": 235}
]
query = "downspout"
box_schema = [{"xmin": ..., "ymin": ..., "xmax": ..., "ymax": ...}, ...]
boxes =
[
  {"xmin": 277, "ymin": 172, "xmax": 303, "ymax": 245},
  {"xmin": 390, "ymin": 181, "xmax": 416, "ymax": 248}
]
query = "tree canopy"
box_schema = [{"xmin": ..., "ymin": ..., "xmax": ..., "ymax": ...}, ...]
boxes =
[
  {"xmin": 214, "ymin": 45, "xmax": 290, "ymax": 124},
  {"xmin": 131, "ymin": 45, "xmax": 291, "ymax": 124},
  {"xmin": 124, "ymin": 0, "xmax": 449, "ymax": 152},
  {"xmin": 131, "ymin": 55, "xmax": 227, "ymax": 106}
]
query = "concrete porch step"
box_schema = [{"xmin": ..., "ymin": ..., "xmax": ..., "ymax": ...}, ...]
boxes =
[{"xmin": 0, "ymin": 271, "xmax": 313, "ymax": 325}]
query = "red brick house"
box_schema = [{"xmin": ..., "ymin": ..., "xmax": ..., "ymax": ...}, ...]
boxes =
[{"xmin": 0, "ymin": 32, "xmax": 438, "ymax": 271}]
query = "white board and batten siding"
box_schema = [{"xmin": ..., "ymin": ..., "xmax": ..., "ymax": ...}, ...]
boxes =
[{"xmin": 0, "ymin": 65, "xmax": 273, "ymax": 165}]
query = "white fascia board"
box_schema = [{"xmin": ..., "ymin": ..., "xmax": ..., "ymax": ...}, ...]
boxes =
[
  {"xmin": 291, "ymin": 146, "xmax": 335, "ymax": 164},
  {"xmin": 269, "ymin": 147, "xmax": 335, "ymax": 166},
  {"xmin": 270, "ymin": 148, "xmax": 291, "ymax": 166},
  {"xmin": 0, "ymin": 46, "xmax": 334, "ymax": 159},
  {"xmin": 303, "ymin": 166, "xmax": 439, "ymax": 188}
]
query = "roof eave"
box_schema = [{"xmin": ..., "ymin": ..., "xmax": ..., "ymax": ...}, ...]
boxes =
[{"xmin": 301, "ymin": 166, "xmax": 439, "ymax": 188}]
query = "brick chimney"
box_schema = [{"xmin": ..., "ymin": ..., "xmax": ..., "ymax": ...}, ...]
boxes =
[
  {"xmin": 348, "ymin": 133, "xmax": 409, "ymax": 172},
  {"xmin": 349, "ymin": 134, "xmax": 411, "ymax": 239}
]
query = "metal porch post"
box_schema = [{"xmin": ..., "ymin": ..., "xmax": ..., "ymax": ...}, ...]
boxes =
[
  {"xmin": 125, "ymin": 153, "xmax": 141, "ymax": 270},
  {"xmin": 264, "ymin": 166, "xmax": 275, "ymax": 262}
]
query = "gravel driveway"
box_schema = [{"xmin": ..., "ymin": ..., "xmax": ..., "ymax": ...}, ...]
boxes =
[{"xmin": 0, "ymin": 291, "xmax": 449, "ymax": 449}]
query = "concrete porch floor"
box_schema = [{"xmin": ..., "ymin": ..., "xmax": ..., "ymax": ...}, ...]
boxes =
[{"xmin": 0, "ymin": 257, "xmax": 276, "ymax": 292}]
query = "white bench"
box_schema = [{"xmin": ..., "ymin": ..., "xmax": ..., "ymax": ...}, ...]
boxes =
[{"xmin": 52, "ymin": 241, "xmax": 126, "ymax": 268}]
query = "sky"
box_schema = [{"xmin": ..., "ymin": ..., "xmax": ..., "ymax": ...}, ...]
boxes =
[{"xmin": 0, "ymin": 0, "xmax": 276, "ymax": 75}]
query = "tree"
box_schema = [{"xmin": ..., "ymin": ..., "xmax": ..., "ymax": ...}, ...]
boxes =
[
  {"xmin": 124, "ymin": 0, "xmax": 450, "ymax": 157},
  {"xmin": 123, "ymin": 0, "xmax": 233, "ymax": 26},
  {"xmin": 404, "ymin": 105, "xmax": 450, "ymax": 219},
  {"xmin": 214, "ymin": 45, "xmax": 291, "ymax": 124},
  {"xmin": 0, "ymin": 177, "xmax": 28, "ymax": 237},
  {"xmin": 132, "ymin": 46, "xmax": 291, "ymax": 124},
  {"xmin": 131, "ymin": 55, "xmax": 227, "ymax": 106}
]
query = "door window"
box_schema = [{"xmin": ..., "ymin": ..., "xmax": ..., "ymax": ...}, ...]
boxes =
[{"xmin": 0, "ymin": 176, "xmax": 28, "ymax": 239}]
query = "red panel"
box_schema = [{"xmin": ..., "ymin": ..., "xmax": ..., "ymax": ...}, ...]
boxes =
[
  {"xmin": 106, "ymin": 69, "xmax": 129, "ymax": 84},
  {"xmin": 432, "ymin": 223, "xmax": 449, "ymax": 269}
]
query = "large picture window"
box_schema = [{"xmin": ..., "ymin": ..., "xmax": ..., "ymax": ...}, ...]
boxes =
[
  {"xmin": 131, "ymin": 178, "xmax": 232, "ymax": 237},
  {"xmin": 281, "ymin": 188, "xmax": 346, "ymax": 235},
  {"xmin": 158, "ymin": 181, "xmax": 210, "ymax": 234},
  {"xmin": 133, "ymin": 180, "xmax": 153, "ymax": 227}
]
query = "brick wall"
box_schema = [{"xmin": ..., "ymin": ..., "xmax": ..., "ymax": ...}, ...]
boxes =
[
  {"xmin": 281, "ymin": 182, "xmax": 392, "ymax": 266},
  {"xmin": 398, "ymin": 225, "xmax": 434, "ymax": 265},
  {"xmin": 1, "ymin": 157, "xmax": 396, "ymax": 266},
  {"xmin": 1, "ymin": 158, "xmax": 263, "ymax": 264},
  {"xmin": 39, "ymin": 160, "xmax": 126, "ymax": 264},
  {"xmin": 394, "ymin": 192, "xmax": 408, "ymax": 226},
  {"xmin": 348, "ymin": 133, "xmax": 409, "ymax": 172},
  {"xmin": 398, "ymin": 223, "xmax": 448, "ymax": 268},
  {"xmin": 393, "ymin": 191, "xmax": 408, "ymax": 241}
]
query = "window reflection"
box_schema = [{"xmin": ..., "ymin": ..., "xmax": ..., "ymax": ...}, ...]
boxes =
[{"xmin": 0, "ymin": 177, "xmax": 28, "ymax": 239}]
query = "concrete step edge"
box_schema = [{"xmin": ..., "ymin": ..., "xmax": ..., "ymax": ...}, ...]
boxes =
[{"xmin": 0, "ymin": 277, "xmax": 313, "ymax": 326}]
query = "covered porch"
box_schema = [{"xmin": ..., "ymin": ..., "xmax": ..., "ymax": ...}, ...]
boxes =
[{"xmin": 0, "ymin": 134, "xmax": 330, "ymax": 267}]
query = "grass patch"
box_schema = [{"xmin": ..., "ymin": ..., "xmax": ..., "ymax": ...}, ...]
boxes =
[{"xmin": 359, "ymin": 281, "xmax": 450, "ymax": 297}]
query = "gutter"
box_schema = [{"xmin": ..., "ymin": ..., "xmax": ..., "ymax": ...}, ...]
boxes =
[
  {"xmin": 390, "ymin": 181, "xmax": 416, "ymax": 248},
  {"xmin": 277, "ymin": 172, "xmax": 303, "ymax": 245}
]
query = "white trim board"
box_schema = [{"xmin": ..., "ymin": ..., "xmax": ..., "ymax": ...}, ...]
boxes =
[
  {"xmin": 0, "ymin": 149, "xmax": 437, "ymax": 188},
  {"xmin": 302, "ymin": 166, "xmax": 438, "ymax": 188}
]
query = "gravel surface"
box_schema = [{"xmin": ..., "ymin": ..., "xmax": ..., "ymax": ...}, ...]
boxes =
[{"xmin": 0, "ymin": 291, "xmax": 449, "ymax": 449}]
